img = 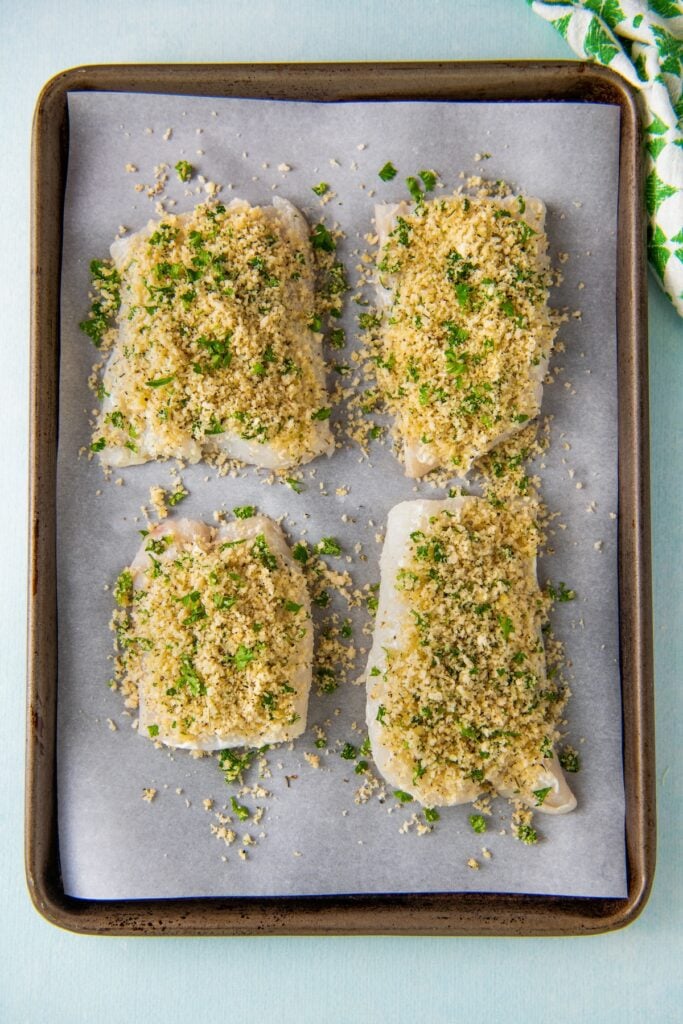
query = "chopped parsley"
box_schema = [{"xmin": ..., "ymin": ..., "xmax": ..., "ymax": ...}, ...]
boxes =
[
  {"xmin": 533, "ymin": 786, "xmax": 552, "ymax": 807},
  {"xmin": 394, "ymin": 790, "xmax": 413, "ymax": 803},
  {"xmin": 498, "ymin": 614, "xmax": 514, "ymax": 641},
  {"xmin": 285, "ymin": 477, "xmax": 304, "ymax": 493},
  {"xmin": 114, "ymin": 569, "xmax": 134, "ymax": 606},
  {"xmin": 251, "ymin": 533, "xmax": 278, "ymax": 571},
  {"xmin": 317, "ymin": 537, "xmax": 341, "ymax": 557},
  {"xmin": 424, "ymin": 808, "xmax": 440, "ymax": 823},
  {"xmin": 167, "ymin": 488, "xmax": 187, "ymax": 506},
  {"xmin": 340, "ymin": 743, "xmax": 357, "ymax": 760},
  {"xmin": 312, "ymin": 182, "xmax": 329, "ymax": 196},
  {"xmin": 174, "ymin": 160, "xmax": 193, "ymax": 182},
  {"xmin": 233, "ymin": 505, "xmax": 256, "ymax": 519},
  {"xmin": 218, "ymin": 748, "xmax": 258, "ymax": 783},
  {"xmin": 469, "ymin": 814, "xmax": 487, "ymax": 834},
  {"xmin": 232, "ymin": 644, "xmax": 256, "ymax": 670},
  {"xmin": 292, "ymin": 542, "xmax": 309, "ymax": 564},
  {"xmin": 559, "ymin": 748, "xmax": 580, "ymax": 773},
  {"xmin": 230, "ymin": 796, "xmax": 250, "ymax": 821},
  {"xmin": 516, "ymin": 824, "xmax": 538, "ymax": 845},
  {"xmin": 311, "ymin": 407, "xmax": 331, "ymax": 421},
  {"xmin": 378, "ymin": 161, "xmax": 397, "ymax": 181},
  {"xmin": 406, "ymin": 176, "xmax": 423, "ymax": 203},
  {"xmin": 418, "ymin": 169, "xmax": 438, "ymax": 191},
  {"xmin": 310, "ymin": 223, "xmax": 335, "ymax": 252},
  {"xmin": 547, "ymin": 581, "xmax": 576, "ymax": 603},
  {"xmin": 147, "ymin": 724, "xmax": 159, "ymax": 737},
  {"xmin": 177, "ymin": 653, "xmax": 205, "ymax": 696}
]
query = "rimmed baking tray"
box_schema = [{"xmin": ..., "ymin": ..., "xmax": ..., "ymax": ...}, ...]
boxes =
[{"xmin": 27, "ymin": 61, "xmax": 654, "ymax": 936}]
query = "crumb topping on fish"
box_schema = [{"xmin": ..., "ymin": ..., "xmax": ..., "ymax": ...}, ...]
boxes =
[
  {"xmin": 372, "ymin": 193, "xmax": 557, "ymax": 478},
  {"xmin": 112, "ymin": 515, "xmax": 312, "ymax": 749},
  {"xmin": 366, "ymin": 498, "xmax": 576, "ymax": 813},
  {"xmin": 89, "ymin": 197, "xmax": 333, "ymax": 469}
]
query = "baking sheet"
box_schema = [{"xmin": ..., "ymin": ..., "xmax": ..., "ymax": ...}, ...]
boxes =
[{"xmin": 58, "ymin": 92, "xmax": 626, "ymax": 900}]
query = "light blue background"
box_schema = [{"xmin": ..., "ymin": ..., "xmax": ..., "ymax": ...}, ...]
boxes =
[{"xmin": 1, "ymin": 1, "xmax": 680, "ymax": 1020}]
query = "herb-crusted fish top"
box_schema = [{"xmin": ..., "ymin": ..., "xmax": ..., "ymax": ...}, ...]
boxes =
[
  {"xmin": 366, "ymin": 497, "xmax": 576, "ymax": 812},
  {"xmin": 113, "ymin": 516, "xmax": 312, "ymax": 749},
  {"xmin": 372, "ymin": 193, "xmax": 557, "ymax": 478},
  {"xmin": 88, "ymin": 198, "xmax": 333, "ymax": 469}
]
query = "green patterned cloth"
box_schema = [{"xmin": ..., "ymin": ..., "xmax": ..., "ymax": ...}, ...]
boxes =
[{"xmin": 529, "ymin": 0, "xmax": 683, "ymax": 317}]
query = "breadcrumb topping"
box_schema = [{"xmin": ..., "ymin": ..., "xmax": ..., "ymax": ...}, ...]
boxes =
[
  {"xmin": 370, "ymin": 193, "xmax": 558, "ymax": 475},
  {"xmin": 112, "ymin": 517, "xmax": 311, "ymax": 746},
  {"xmin": 87, "ymin": 199, "xmax": 335, "ymax": 467},
  {"xmin": 369, "ymin": 499, "xmax": 566, "ymax": 805}
]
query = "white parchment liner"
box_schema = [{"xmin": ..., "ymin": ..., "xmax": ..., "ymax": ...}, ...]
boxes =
[{"xmin": 57, "ymin": 93, "xmax": 626, "ymax": 899}]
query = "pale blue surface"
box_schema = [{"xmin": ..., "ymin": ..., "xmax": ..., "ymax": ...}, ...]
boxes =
[{"xmin": 0, "ymin": 1, "xmax": 681, "ymax": 1021}]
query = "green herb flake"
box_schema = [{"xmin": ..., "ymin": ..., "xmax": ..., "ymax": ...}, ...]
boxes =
[
  {"xmin": 233, "ymin": 644, "xmax": 256, "ymax": 671},
  {"xmin": 424, "ymin": 808, "xmax": 440, "ymax": 823},
  {"xmin": 231, "ymin": 796, "xmax": 250, "ymax": 821},
  {"xmin": 147, "ymin": 724, "xmax": 159, "ymax": 737},
  {"xmin": 284, "ymin": 600, "xmax": 302, "ymax": 613},
  {"xmin": 378, "ymin": 161, "xmax": 397, "ymax": 182},
  {"xmin": 168, "ymin": 488, "xmax": 188, "ymax": 507},
  {"xmin": 394, "ymin": 790, "xmax": 413, "ymax": 803},
  {"xmin": 469, "ymin": 814, "xmax": 487, "ymax": 834},
  {"xmin": 285, "ymin": 477, "xmax": 304, "ymax": 493},
  {"xmin": 90, "ymin": 437, "xmax": 106, "ymax": 453},
  {"xmin": 311, "ymin": 407, "xmax": 331, "ymax": 421},
  {"xmin": 559, "ymin": 748, "xmax": 580, "ymax": 773},
  {"xmin": 251, "ymin": 533, "xmax": 278, "ymax": 571},
  {"xmin": 145, "ymin": 375, "xmax": 176, "ymax": 388},
  {"xmin": 533, "ymin": 786, "xmax": 553, "ymax": 807},
  {"xmin": 174, "ymin": 160, "xmax": 193, "ymax": 182},
  {"xmin": 312, "ymin": 182, "xmax": 329, "ymax": 196},
  {"xmin": 548, "ymin": 581, "xmax": 576, "ymax": 603},
  {"xmin": 310, "ymin": 223, "xmax": 336, "ymax": 252},
  {"xmin": 330, "ymin": 328, "xmax": 346, "ymax": 348},
  {"xmin": 498, "ymin": 614, "xmax": 515, "ymax": 641},
  {"xmin": 218, "ymin": 748, "xmax": 258, "ymax": 783},
  {"xmin": 292, "ymin": 542, "xmax": 309, "ymax": 564},
  {"xmin": 114, "ymin": 569, "xmax": 134, "ymax": 606},
  {"xmin": 340, "ymin": 743, "xmax": 357, "ymax": 760},
  {"xmin": 176, "ymin": 653, "xmax": 205, "ymax": 695},
  {"xmin": 406, "ymin": 176, "xmax": 423, "ymax": 202},
  {"xmin": 233, "ymin": 505, "xmax": 256, "ymax": 519},
  {"xmin": 317, "ymin": 537, "xmax": 341, "ymax": 557},
  {"xmin": 516, "ymin": 824, "xmax": 538, "ymax": 845},
  {"xmin": 418, "ymin": 169, "xmax": 438, "ymax": 191}
]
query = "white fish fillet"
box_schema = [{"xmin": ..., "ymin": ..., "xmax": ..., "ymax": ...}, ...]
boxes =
[
  {"xmin": 98, "ymin": 197, "xmax": 333, "ymax": 469},
  {"xmin": 128, "ymin": 515, "xmax": 312, "ymax": 750},
  {"xmin": 373, "ymin": 195, "xmax": 553, "ymax": 479},
  {"xmin": 366, "ymin": 498, "xmax": 576, "ymax": 813}
]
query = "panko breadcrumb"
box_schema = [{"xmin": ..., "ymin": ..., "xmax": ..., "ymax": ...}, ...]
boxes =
[
  {"xmin": 366, "ymin": 497, "xmax": 576, "ymax": 814},
  {"xmin": 369, "ymin": 192, "xmax": 558, "ymax": 477},
  {"xmin": 112, "ymin": 514, "xmax": 312, "ymax": 749},
  {"xmin": 85, "ymin": 198, "xmax": 335, "ymax": 470}
]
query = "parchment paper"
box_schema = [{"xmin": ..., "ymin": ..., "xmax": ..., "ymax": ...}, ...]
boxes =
[{"xmin": 58, "ymin": 92, "xmax": 626, "ymax": 900}]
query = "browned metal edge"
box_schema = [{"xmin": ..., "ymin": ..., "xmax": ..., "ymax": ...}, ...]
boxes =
[{"xmin": 27, "ymin": 61, "xmax": 653, "ymax": 937}]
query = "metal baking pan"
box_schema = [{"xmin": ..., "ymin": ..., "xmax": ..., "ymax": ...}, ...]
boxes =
[{"xmin": 27, "ymin": 61, "xmax": 654, "ymax": 936}]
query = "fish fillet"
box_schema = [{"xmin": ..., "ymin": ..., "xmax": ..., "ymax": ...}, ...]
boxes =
[
  {"xmin": 373, "ymin": 193, "xmax": 555, "ymax": 479},
  {"xmin": 116, "ymin": 515, "xmax": 312, "ymax": 750},
  {"xmin": 366, "ymin": 498, "xmax": 576, "ymax": 813},
  {"xmin": 93, "ymin": 197, "xmax": 333, "ymax": 469}
]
